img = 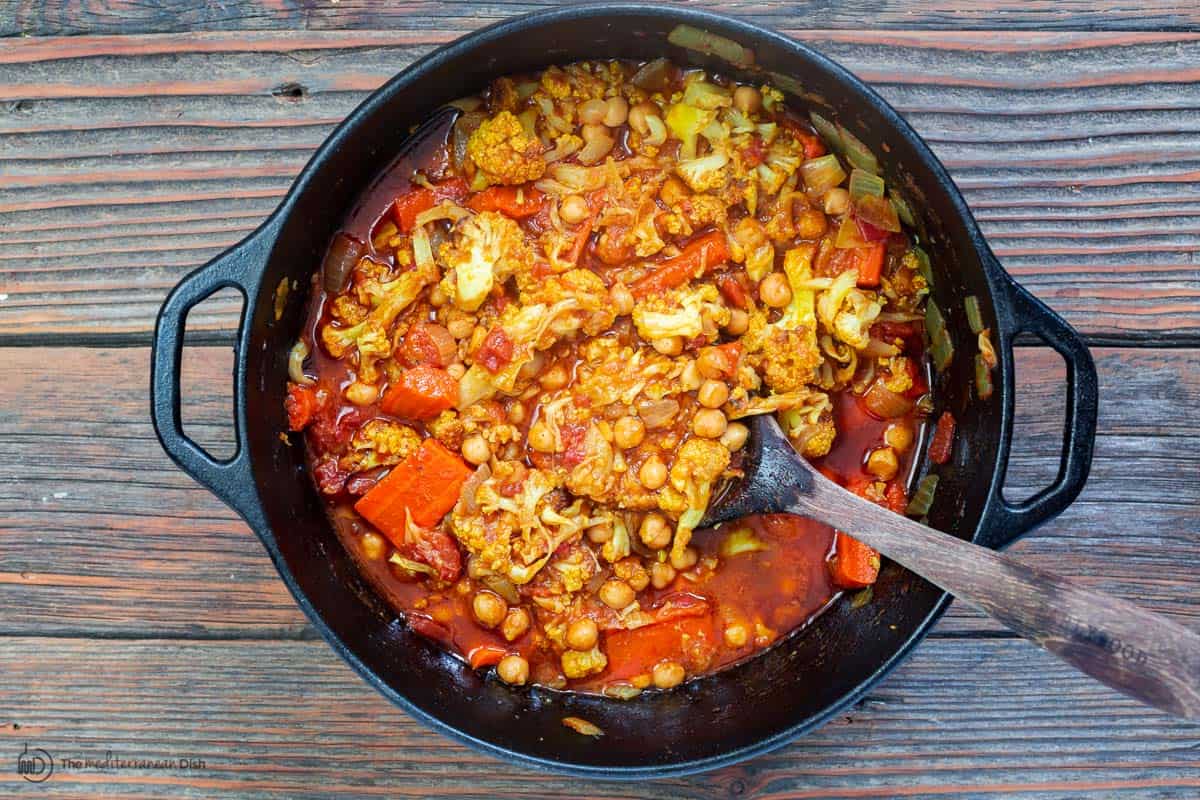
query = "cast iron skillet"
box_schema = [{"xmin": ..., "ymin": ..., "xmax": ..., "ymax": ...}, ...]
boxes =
[{"xmin": 151, "ymin": 5, "xmax": 1098, "ymax": 777}]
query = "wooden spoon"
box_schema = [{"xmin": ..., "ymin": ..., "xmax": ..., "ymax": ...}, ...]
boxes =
[{"xmin": 700, "ymin": 413, "xmax": 1200, "ymax": 719}]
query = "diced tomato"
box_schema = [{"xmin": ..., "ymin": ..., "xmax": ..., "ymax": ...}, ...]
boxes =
[
  {"xmin": 560, "ymin": 422, "xmax": 589, "ymax": 468},
  {"xmin": 928, "ymin": 410, "xmax": 956, "ymax": 465},
  {"xmin": 285, "ymin": 383, "xmax": 319, "ymax": 431},
  {"xmin": 476, "ymin": 326, "xmax": 514, "ymax": 373},
  {"xmin": 380, "ymin": 365, "xmax": 459, "ymax": 420},
  {"xmin": 409, "ymin": 525, "xmax": 463, "ymax": 583},
  {"xmin": 391, "ymin": 178, "xmax": 469, "ymax": 233},
  {"xmin": 884, "ymin": 481, "xmax": 908, "ymax": 514},
  {"xmin": 717, "ymin": 273, "xmax": 750, "ymax": 309},
  {"xmin": 401, "ymin": 322, "xmax": 456, "ymax": 368},
  {"xmin": 312, "ymin": 456, "xmax": 349, "ymax": 495},
  {"xmin": 742, "ymin": 134, "xmax": 766, "ymax": 166}
]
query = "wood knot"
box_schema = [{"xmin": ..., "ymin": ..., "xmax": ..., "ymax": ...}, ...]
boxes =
[{"xmin": 272, "ymin": 82, "xmax": 308, "ymax": 101}]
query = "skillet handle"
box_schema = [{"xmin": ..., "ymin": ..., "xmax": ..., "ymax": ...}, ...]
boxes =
[
  {"xmin": 982, "ymin": 275, "xmax": 1099, "ymax": 548},
  {"xmin": 150, "ymin": 223, "xmax": 276, "ymax": 526}
]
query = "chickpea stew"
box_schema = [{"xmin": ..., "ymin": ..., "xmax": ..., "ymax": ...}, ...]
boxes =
[{"xmin": 285, "ymin": 59, "xmax": 937, "ymax": 696}]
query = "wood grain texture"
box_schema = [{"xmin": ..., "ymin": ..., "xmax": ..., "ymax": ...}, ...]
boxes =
[
  {"xmin": 6, "ymin": 0, "xmax": 1200, "ymax": 36},
  {"xmin": 2, "ymin": 346, "xmax": 1196, "ymax": 639},
  {"xmin": 2, "ymin": 29, "xmax": 1199, "ymax": 341},
  {"xmin": 2, "ymin": 636, "xmax": 1198, "ymax": 799}
]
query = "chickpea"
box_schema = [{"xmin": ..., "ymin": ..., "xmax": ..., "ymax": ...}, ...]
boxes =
[
  {"xmin": 724, "ymin": 623, "xmax": 749, "ymax": 648},
  {"xmin": 759, "ymin": 272, "xmax": 792, "ymax": 308},
  {"xmin": 497, "ymin": 654, "xmax": 530, "ymax": 686},
  {"xmin": 796, "ymin": 208, "xmax": 828, "ymax": 240},
  {"xmin": 599, "ymin": 579, "xmax": 636, "ymax": 609},
  {"xmin": 527, "ymin": 421, "xmax": 557, "ymax": 453},
  {"xmin": 692, "ymin": 408, "xmax": 728, "ymax": 439},
  {"xmin": 670, "ymin": 546, "xmax": 699, "ymax": 571},
  {"xmin": 501, "ymin": 607, "xmax": 531, "ymax": 642},
  {"xmin": 638, "ymin": 456, "xmax": 668, "ymax": 490},
  {"xmin": 507, "ymin": 401, "xmax": 527, "ymax": 425},
  {"xmin": 610, "ymin": 282, "xmax": 635, "ymax": 315},
  {"xmin": 650, "ymin": 561, "xmax": 676, "ymax": 589},
  {"xmin": 652, "ymin": 336, "xmax": 683, "ymax": 356},
  {"xmin": 579, "ymin": 98, "xmax": 608, "ymax": 126},
  {"xmin": 639, "ymin": 513, "xmax": 672, "ymax": 550},
  {"xmin": 586, "ymin": 520, "xmax": 614, "ymax": 544},
  {"xmin": 866, "ymin": 446, "xmax": 900, "ymax": 481},
  {"xmin": 560, "ymin": 194, "xmax": 590, "ymax": 224},
  {"xmin": 461, "ymin": 434, "xmax": 491, "ymax": 466},
  {"xmin": 360, "ymin": 531, "xmax": 387, "ymax": 561},
  {"xmin": 579, "ymin": 123, "xmax": 615, "ymax": 164},
  {"xmin": 344, "ymin": 381, "xmax": 378, "ymax": 406},
  {"xmin": 447, "ymin": 317, "xmax": 474, "ymax": 340},
  {"xmin": 627, "ymin": 567, "xmax": 650, "ymax": 592},
  {"xmin": 628, "ymin": 101, "xmax": 658, "ymax": 135},
  {"xmin": 725, "ymin": 308, "xmax": 750, "ymax": 336},
  {"xmin": 539, "ymin": 362, "xmax": 570, "ymax": 391},
  {"xmin": 603, "ymin": 95, "xmax": 629, "ymax": 127},
  {"xmin": 696, "ymin": 347, "xmax": 733, "ymax": 380},
  {"xmin": 720, "ymin": 421, "xmax": 749, "ymax": 451},
  {"xmin": 733, "ymin": 85, "xmax": 762, "ymax": 114},
  {"xmin": 652, "ymin": 659, "xmax": 686, "ymax": 689},
  {"xmin": 884, "ymin": 422, "xmax": 914, "ymax": 453},
  {"xmin": 822, "ymin": 187, "xmax": 850, "ymax": 216},
  {"xmin": 697, "ymin": 379, "xmax": 729, "ymax": 409},
  {"xmin": 473, "ymin": 591, "xmax": 508, "ymax": 629},
  {"xmin": 613, "ymin": 416, "xmax": 646, "ymax": 450},
  {"xmin": 566, "ymin": 618, "xmax": 600, "ymax": 651},
  {"xmin": 446, "ymin": 362, "xmax": 466, "ymax": 380}
]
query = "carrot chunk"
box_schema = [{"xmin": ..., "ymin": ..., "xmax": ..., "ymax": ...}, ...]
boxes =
[
  {"xmin": 830, "ymin": 532, "xmax": 880, "ymax": 589},
  {"xmin": 855, "ymin": 241, "xmax": 886, "ymax": 288},
  {"xmin": 466, "ymin": 185, "xmax": 546, "ymax": 218},
  {"xmin": 630, "ymin": 230, "xmax": 729, "ymax": 298},
  {"xmin": 354, "ymin": 438, "xmax": 472, "ymax": 534},
  {"xmin": 380, "ymin": 365, "xmax": 458, "ymax": 420}
]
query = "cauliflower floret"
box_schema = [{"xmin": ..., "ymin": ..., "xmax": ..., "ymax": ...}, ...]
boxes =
[
  {"xmin": 659, "ymin": 437, "xmax": 731, "ymax": 562},
  {"xmin": 437, "ymin": 210, "xmax": 535, "ymax": 312},
  {"xmin": 338, "ymin": 419, "xmax": 421, "ymax": 473},
  {"xmin": 466, "ymin": 111, "xmax": 546, "ymax": 186},
  {"xmin": 778, "ymin": 392, "xmax": 837, "ymax": 458},
  {"xmin": 518, "ymin": 268, "xmax": 615, "ymax": 336},
  {"xmin": 450, "ymin": 462, "xmax": 593, "ymax": 585},
  {"xmin": 817, "ymin": 268, "xmax": 882, "ymax": 350},
  {"xmin": 427, "ymin": 409, "xmax": 464, "ymax": 450},
  {"xmin": 675, "ymin": 193, "xmax": 728, "ymax": 233},
  {"xmin": 675, "ymin": 150, "xmax": 730, "ymax": 194},
  {"xmin": 632, "ymin": 284, "xmax": 730, "ymax": 343},
  {"xmin": 320, "ymin": 265, "xmax": 431, "ymax": 378},
  {"xmin": 562, "ymin": 646, "xmax": 608, "ymax": 679},
  {"xmin": 565, "ymin": 423, "xmax": 616, "ymax": 502},
  {"xmin": 744, "ymin": 244, "xmax": 822, "ymax": 393}
]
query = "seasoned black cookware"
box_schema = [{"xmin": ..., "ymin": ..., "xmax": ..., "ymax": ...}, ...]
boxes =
[{"xmin": 151, "ymin": 5, "xmax": 1097, "ymax": 777}]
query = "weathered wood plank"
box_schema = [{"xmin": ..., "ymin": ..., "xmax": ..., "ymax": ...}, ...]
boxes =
[
  {"xmin": 0, "ymin": 30, "xmax": 1199, "ymax": 340},
  {"xmin": 6, "ymin": 0, "xmax": 1200, "ymax": 37},
  {"xmin": 1, "ymin": 346, "xmax": 1196, "ymax": 638},
  {"xmin": 1, "ymin": 636, "xmax": 1197, "ymax": 798}
]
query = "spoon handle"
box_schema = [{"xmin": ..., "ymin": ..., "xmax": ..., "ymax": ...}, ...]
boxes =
[{"xmin": 792, "ymin": 472, "xmax": 1200, "ymax": 719}]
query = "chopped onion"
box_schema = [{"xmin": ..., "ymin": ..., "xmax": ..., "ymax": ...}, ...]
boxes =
[
  {"xmin": 288, "ymin": 339, "xmax": 315, "ymax": 386},
  {"xmin": 862, "ymin": 379, "xmax": 914, "ymax": 419},
  {"xmin": 925, "ymin": 298, "xmax": 946, "ymax": 340},
  {"xmin": 860, "ymin": 337, "xmax": 901, "ymax": 358},
  {"xmin": 931, "ymin": 327, "xmax": 954, "ymax": 373},
  {"xmin": 637, "ymin": 398, "xmax": 679, "ymax": 429},
  {"xmin": 889, "ymin": 191, "xmax": 916, "ymax": 228},
  {"xmin": 854, "ymin": 194, "xmax": 901, "ymax": 233},
  {"xmin": 666, "ymin": 25, "xmax": 755, "ymax": 69},
  {"xmin": 835, "ymin": 215, "xmax": 868, "ymax": 249},
  {"xmin": 799, "ymin": 154, "xmax": 846, "ymax": 196},
  {"xmin": 909, "ymin": 245, "xmax": 933, "ymax": 285},
  {"xmin": 720, "ymin": 528, "xmax": 769, "ymax": 558},
  {"xmin": 978, "ymin": 328, "xmax": 998, "ymax": 369},
  {"xmin": 631, "ymin": 57, "xmax": 672, "ymax": 90}
]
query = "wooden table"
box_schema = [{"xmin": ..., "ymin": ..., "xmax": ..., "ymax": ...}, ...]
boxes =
[{"xmin": 2, "ymin": 2, "xmax": 1199, "ymax": 797}]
